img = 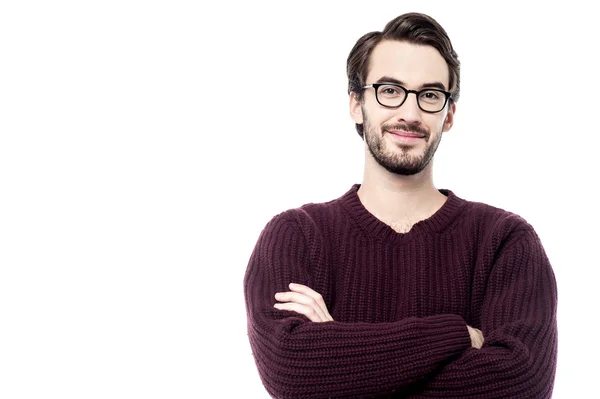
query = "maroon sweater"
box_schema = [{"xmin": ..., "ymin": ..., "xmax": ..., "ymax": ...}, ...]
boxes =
[{"xmin": 244, "ymin": 185, "xmax": 557, "ymax": 398}]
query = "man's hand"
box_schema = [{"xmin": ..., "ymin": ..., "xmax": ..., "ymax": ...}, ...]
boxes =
[
  {"xmin": 467, "ymin": 326, "xmax": 485, "ymax": 349},
  {"xmin": 274, "ymin": 283, "xmax": 334, "ymax": 322}
]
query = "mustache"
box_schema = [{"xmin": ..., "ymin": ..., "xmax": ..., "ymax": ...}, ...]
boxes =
[{"xmin": 381, "ymin": 123, "xmax": 429, "ymax": 137}]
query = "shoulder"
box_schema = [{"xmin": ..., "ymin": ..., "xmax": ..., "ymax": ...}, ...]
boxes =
[
  {"xmin": 452, "ymin": 194, "xmax": 553, "ymax": 280},
  {"xmin": 261, "ymin": 196, "xmax": 344, "ymax": 240},
  {"xmin": 454, "ymin": 193, "xmax": 540, "ymax": 247},
  {"xmin": 261, "ymin": 187, "xmax": 352, "ymax": 235},
  {"xmin": 467, "ymin": 198, "xmax": 532, "ymax": 229}
]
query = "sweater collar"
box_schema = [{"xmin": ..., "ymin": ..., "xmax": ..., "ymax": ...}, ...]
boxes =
[{"xmin": 339, "ymin": 184, "xmax": 466, "ymax": 243}]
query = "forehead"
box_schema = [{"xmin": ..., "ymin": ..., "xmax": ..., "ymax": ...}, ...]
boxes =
[{"xmin": 367, "ymin": 40, "xmax": 450, "ymax": 89}]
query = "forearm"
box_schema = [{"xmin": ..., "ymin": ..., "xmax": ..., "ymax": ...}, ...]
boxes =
[
  {"xmin": 408, "ymin": 324, "xmax": 557, "ymax": 398},
  {"xmin": 248, "ymin": 310, "xmax": 471, "ymax": 399}
]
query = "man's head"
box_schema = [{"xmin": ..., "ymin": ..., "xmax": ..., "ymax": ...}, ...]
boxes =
[{"xmin": 347, "ymin": 13, "xmax": 460, "ymax": 175}]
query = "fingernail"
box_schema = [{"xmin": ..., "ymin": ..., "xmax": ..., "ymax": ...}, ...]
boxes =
[{"xmin": 274, "ymin": 293, "xmax": 282, "ymax": 299}]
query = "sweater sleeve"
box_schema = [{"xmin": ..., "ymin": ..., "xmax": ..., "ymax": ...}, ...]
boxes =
[
  {"xmin": 243, "ymin": 211, "xmax": 472, "ymax": 399},
  {"xmin": 411, "ymin": 225, "xmax": 558, "ymax": 398}
]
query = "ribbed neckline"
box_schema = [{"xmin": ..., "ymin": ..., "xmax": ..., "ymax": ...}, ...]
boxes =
[{"xmin": 339, "ymin": 184, "xmax": 466, "ymax": 244}]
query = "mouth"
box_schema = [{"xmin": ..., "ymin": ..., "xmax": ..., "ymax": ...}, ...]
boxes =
[{"xmin": 386, "ymin": 130, "xmax": 426, "ymax": 143}]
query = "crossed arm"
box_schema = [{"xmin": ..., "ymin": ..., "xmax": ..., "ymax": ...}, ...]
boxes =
[{"xmin": 274, "ymin": 282, "xmax": 485, "ymax": 349}]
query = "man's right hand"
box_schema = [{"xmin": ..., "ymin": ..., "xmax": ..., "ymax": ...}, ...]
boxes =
[{"xmin": 467, "ymin": 326, "xmax": 484, "ymax": 349}]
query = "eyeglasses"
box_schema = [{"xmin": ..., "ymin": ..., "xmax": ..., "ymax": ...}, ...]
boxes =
[{"xmin": 362, "ymin": 83, "xmax": 452, "ymax": 113}]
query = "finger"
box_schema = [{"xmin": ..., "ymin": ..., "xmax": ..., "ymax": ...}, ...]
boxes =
[
  {"xmin": 273, "ymin": 302, "xmax": 325, "ymax": 322},
  {"xmin": 274, "ymin": 291, "xmax": 329, "ymax": 321},
  {"xmin": 276, "ymin": 288, "xmax": 332, "ymax": 321},
  {"xmin": 288, "ymin": 283, "xmax": 333, "ymax": 321},
  {"xmin": 467, "ymin": 326, "xmax": 485, "ymax": 349}
]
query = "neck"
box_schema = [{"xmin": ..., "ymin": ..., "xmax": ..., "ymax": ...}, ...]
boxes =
[{"xmin": 357, "ymin": 154, "xmax": 446, "ymax": 230}]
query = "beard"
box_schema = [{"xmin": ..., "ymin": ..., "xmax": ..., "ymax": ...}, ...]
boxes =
[{"xmin": 362, "ymin": 108, "xmax": 443, "ymax": 176}]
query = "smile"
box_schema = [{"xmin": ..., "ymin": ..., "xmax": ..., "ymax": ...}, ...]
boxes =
[{"xmin": 386, "ymin": 130, "xmax": 426, "ymax": 143}]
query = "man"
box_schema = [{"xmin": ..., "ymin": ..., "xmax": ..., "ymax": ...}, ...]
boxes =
[{"xmin": 243, "ymin": 12, "xmax": 557, "ymax": 399}]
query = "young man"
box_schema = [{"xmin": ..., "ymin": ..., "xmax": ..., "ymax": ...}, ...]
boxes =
[{"xmin": 243, "ymin": 12, "xmax": 557, "ymax": 399}]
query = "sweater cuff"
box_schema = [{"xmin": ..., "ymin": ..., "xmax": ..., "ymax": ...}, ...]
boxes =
[{"xmin": 418, "ymin": 314, "xmax": 471, "ymax": 355}]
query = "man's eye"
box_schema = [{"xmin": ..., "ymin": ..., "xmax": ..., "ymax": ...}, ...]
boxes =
[
  {"xmin": 420, "ymin": 90, "xmax": 444, "ymax": 103},
  {"xmin": 379, "ymin": 86, "xmax": 402, "ymax": 97},
  {"xmin": 422, "ymin": 91, "xmax": 440, "ymax": 99}
]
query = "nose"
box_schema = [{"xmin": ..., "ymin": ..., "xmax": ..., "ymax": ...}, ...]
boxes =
[{"xmin": 395, "ymin": 92, "xmax": 422, "ymax": 123}]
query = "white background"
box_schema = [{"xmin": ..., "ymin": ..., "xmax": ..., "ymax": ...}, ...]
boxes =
[{"xmin": 1, "ymin": 1, "xmax": 598, "ymax": 398}]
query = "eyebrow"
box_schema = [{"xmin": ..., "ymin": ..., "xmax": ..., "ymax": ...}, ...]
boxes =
[{"xmin": 375, "ymin": 76, "xmax": 448, "ymax": 91}]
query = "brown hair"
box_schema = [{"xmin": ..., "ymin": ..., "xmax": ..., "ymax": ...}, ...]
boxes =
[{"xmin": 347, "ymin": 12, "xmax": 460, "ymax": 138}]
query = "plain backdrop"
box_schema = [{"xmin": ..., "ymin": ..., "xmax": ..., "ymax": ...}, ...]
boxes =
[{"xmin": 1, "ymin": 1, "xmax": 598, "ymax": 398}]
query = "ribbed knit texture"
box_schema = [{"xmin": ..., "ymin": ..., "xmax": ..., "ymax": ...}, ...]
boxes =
[{"xmin": 244, "ymin": 185, "xmax": 558, "ymax": 398}]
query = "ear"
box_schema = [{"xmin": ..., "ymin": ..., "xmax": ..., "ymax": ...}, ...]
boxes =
[
  {"xmin": 442, "ymin": 103, "xmax": 456, "ymax": 132},
  {"xmin": 349, "ymin": 92, "xmax": 364, "ymax": 124}
]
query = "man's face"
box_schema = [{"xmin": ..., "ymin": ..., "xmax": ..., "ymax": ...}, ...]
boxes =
[{"xmin": 350, "ymin": 40, "xmax": 456, "ymax": 175}]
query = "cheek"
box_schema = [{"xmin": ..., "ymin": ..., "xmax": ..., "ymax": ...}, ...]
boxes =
[
  {"xmin": 424, "ymin": 115, "xmax": 446, "ymax": 133},
  {"xmin": 368, "ymin": 108, "xmax": 398, "ymax": 127}
]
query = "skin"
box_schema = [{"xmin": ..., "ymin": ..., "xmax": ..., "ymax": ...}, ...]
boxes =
[{"xmin": 274, "ymin": 40, "xmax": 484, "ymax": 349}]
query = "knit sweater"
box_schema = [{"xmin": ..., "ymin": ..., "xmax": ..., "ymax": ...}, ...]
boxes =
[{"xmin": 243, "ymin": 185, "xmax": 558, "ymax": 399}]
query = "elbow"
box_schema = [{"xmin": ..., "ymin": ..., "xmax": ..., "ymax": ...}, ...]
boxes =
[{"xmin": 248, "ymin": 334, "xmax": 301, "ymax": 398}]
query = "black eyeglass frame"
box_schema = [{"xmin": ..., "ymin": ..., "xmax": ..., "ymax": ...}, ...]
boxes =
[{"xmin": 362, "ymin": 83, "xmax": 452, "ymax": 113}]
